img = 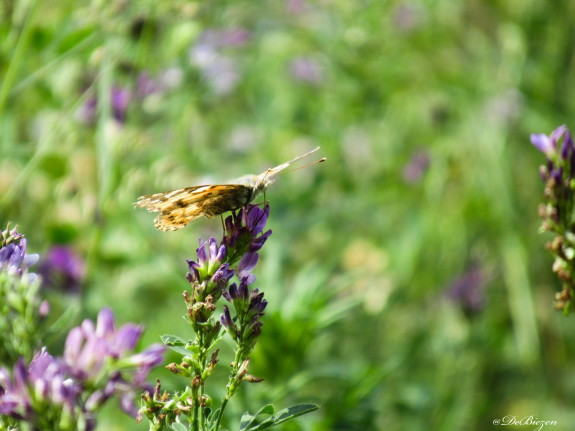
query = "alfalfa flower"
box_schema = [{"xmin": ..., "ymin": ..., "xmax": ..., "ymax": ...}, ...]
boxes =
[
  {"xmin": 532, "ymin": 125, "xmax": 575, "ymax": 313},
  {"xmin": 63, "ymin": 308, "xmax": 166, "ymax": 417}
]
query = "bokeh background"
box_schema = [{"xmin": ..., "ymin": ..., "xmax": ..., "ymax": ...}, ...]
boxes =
[{"xmin": 2, "ymin": 0, "xmax": 575, "ymax": 430}]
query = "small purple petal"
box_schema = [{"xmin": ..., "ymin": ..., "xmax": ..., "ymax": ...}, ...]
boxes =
[
  {"xmin": 550, "ymin": 125, "xmax": 567, "ymax": 144},
  {"xmin": 95, "ymin": 308, "xmax": 115, "ymax": 337},
  {"xmin": 531, "ymin": 133, "xmax": 553, "ymax": 155},
  {"xmin": 196, "ymin": 239, "xmax": 208, "ymax": 265},
  {"xmin": 110, "ymin": 324, "xmax": 143, "ymax": 354},
  {"xmin": 238, "ymin": 252, "xmax": 258, "ymax": 273},
  {"xmin": 238, "ymin": 279, "xmax": 250, "ymax": 301},
  {"xmin": 221, "ymin": 305, "xmax": 234, "ymax": 330},
  {"xmin": 64, "ymin": 327, "xmax": 84, "ymax": 365},
  {"xmin": 208, "ymin": 237, "xmax": 218, "ymax": 261},
  {"xmin": 119, "ymin": 393, "xmax": 139, "ymax": 417},
  {"xmin": 216, "ymin": 244, "xmax": 226, "ymax": 262},
  {"xmin": 128, "ymin": 344, "xmax": 166, "ymax": 369},
  {"xmin": 227, "ymin": 282, "xmax": 238, "ymax": 300},
  {"xmin": 250, "ymin": 230, "xmax": 272, "ymax": 251}
]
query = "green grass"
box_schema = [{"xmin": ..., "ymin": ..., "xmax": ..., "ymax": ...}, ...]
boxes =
[{"xmin": 2, "ymin": 0, "xmax": 575, "ymax": 429}]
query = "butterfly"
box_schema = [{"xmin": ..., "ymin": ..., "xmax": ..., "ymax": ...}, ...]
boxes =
[{"xmin": 135, "ymin": 147, "xmax": 325, "ymax": 231}]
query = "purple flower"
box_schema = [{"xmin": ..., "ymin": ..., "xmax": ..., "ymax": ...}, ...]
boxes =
[
  {"xmin": 0, "ymin": 348, "xmax": 81, "ymax": 421},
  {"xmin": 223, "ymin": 205, "xmax": 272, "ymax": 253},
  {"xmin": 63, "ymin": 308, "xmax": 165, "ymax": 417},
  {"xmin": 39, "ymin": 246, "xmax": 85, "ymax": 293},
  {"xmin": 0, "ymin": 239, "xmax": 39, "ymax": 279},
  {"xmin": 224, "ymin": 277, "xmax": 266, "ymax": 320},
  {"xmin": 212, "ymin": 263, "xmax": 234, "ymax": 285},
  {"xmin": 222, "ymin": 276, "xmax": 267, "ymax": 358},
  {"xmin": 187, "ymin": 238, "xmax": 228, "ymax": 283},
  {"xmin": 531, "ymin": 125, "xmax": 567, "ymax": 157}
]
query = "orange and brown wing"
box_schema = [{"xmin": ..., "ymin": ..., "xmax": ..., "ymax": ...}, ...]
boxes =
[{"xmin": 134, "ymin": 184, "xmax": 253, "ymax": 231}]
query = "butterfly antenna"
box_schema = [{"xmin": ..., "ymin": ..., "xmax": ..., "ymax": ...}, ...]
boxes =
[
  {"xmin": 285, "ymin": 146, "xmax": 320, "ymax": 164},
  {"xmin": 262, "ymin": 147, "xmax": 324, "ymax": 180},
  {"xmin": 277, "ymin": 157, "xmax": 326, "ymax": 176}
]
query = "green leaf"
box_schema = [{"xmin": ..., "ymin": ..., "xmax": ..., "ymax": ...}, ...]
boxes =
[
  {"xmin": 161, "ymin": 334, "xmax": 186, "ymax": 345},
  {"xmin": 240, "ymin": 404, "xmax": 319, "ymax": 430},
  {"xmin": 161, "ymin": 334, "xmax": 189, "ymax": 356},
  {"xmin": 170, "ymin": 423, "xmax": 188, "ymax": 431},
  {"xmin": 268, "ymin": 404, "xmax": 319, "ymax": 426},
  {"xmin": 239, "ymin": 405, "xmax": 275, "ymax": 430}
]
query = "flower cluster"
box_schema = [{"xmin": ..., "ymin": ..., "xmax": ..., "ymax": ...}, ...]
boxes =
[
  {"xmin": 64, "ymin": 308, "xmax": 166, "ymax": 417},
  {"xmin": 0, "ymin": 225, "xmax": 165, "ymax": 429},
  {"xmin": 140, "ymin": 205, "xmax": 271, "ymax": 429},
  {"xmin": 221, "ymin": 278, "xmax": 267, "ymax": 362},
  {"xmin": 0, "ymin": 348, "xmax": 85, "ymax": 430},
  {"xmin": 531, "ymin": 125, "xmax": 575, "ymax": 312},
  {"xmin": 0, "ymin": 225, "xmax": 45, "ymax": 364},
  {"xmin": 0, "ymin": 308, "xmax": 166, "ymax": 429}
]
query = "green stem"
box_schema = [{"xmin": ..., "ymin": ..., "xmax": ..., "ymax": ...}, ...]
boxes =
[
  {"xmin": 192, "ymin": 384, "xmax": 200, "ymax": 431},
  {"xmin": 213, "ymin": 348, "xmax": 243, "ymax": 431}
]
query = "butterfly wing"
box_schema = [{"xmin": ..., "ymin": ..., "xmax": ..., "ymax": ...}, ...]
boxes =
[{"xmin": 135, "ymin": 184, "xmax": 253, "ymax": 231}]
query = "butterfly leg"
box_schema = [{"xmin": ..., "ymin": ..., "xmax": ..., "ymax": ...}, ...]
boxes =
[
  {"xmin": 220, "ymin": 214, "xmax": 226, "ymax": 235},
  {"xmin": 251, "ymin": 191, "xmax": 269, "ymax": 208}
]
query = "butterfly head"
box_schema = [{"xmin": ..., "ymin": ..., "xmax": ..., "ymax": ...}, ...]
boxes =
[{"xmin": 236, "ymin": 162, "xmax": 289, "ymax": 200}]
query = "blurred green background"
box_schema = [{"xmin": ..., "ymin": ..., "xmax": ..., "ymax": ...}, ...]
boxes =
[{"xmin": 2, "ymin": 0, "xmax": 575, "ymax": 430}]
